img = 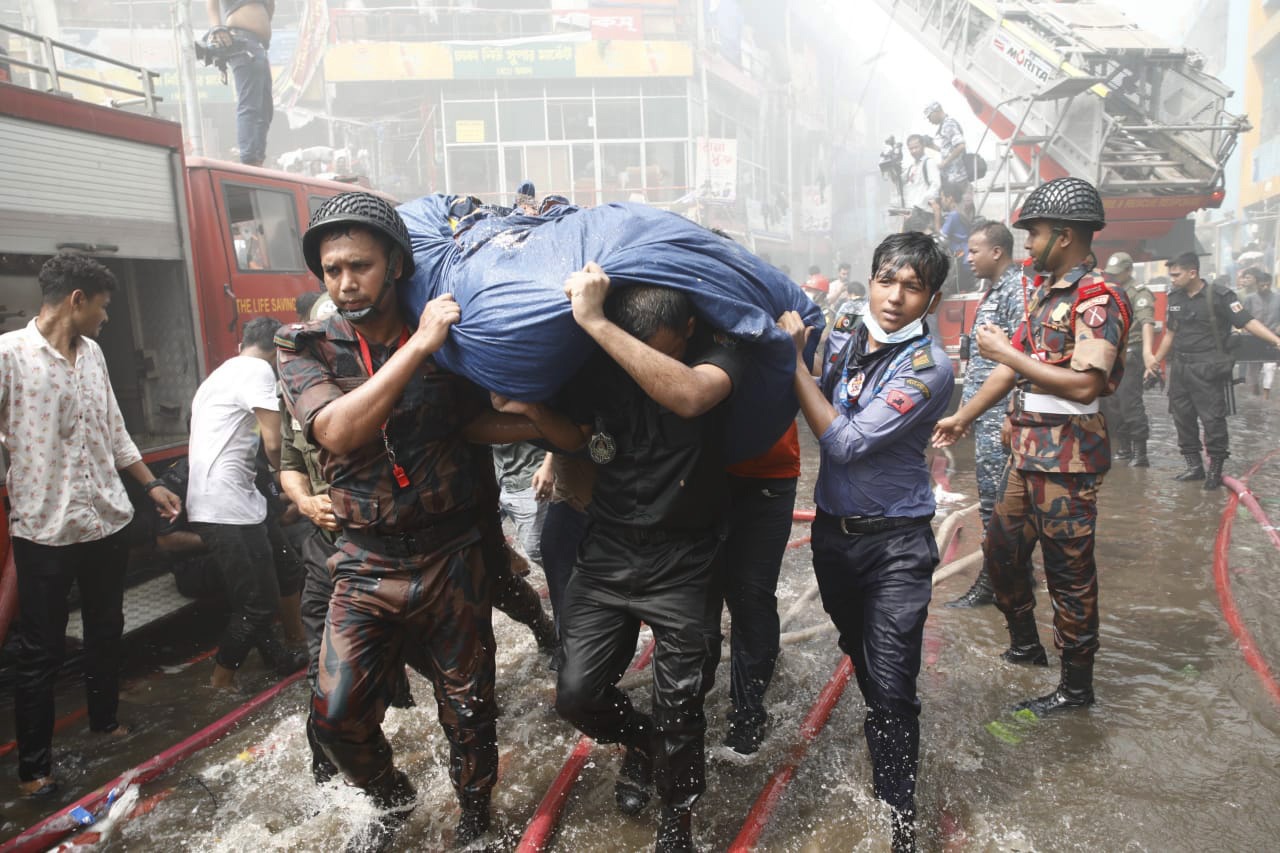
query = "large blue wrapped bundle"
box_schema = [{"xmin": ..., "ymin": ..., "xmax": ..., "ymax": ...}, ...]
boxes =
[{"xmin": 397, "ymin": 195, "xmax": 823, "ymax": 462}]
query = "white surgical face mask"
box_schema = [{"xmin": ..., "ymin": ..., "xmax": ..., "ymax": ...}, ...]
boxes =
[{"xmin": 862, "ymin": 306, "xmax": 926, "ymax": 345}]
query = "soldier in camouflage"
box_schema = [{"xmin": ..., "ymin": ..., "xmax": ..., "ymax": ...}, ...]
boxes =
[
  {"xmin": 947, "ymin": 220, "xmax": 1028, "ymax": 608},
  {"xmin": 934, "ymin": 177, "xmax": 1131, "ymax": 717},
  {"xmin": 1098, "ymin": 252, "xmax": 1157, "ymax": 467},
  {"xmin": 277, "ymin": 192, "xmax": 583, "ymax": 851}
]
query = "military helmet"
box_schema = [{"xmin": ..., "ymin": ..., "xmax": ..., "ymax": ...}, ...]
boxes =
[
  {"xmin": 1013, "ymin": 177, "xmax": 1106, "ymax": 232},
  {"xmin": 302, "ymin": 192, "xmax": 414, "ymax": 281}
]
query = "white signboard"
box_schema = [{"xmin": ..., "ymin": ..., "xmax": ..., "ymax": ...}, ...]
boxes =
[{"xmin": 695, "ymin": 137, "xmax": 738, "ymax": 201}]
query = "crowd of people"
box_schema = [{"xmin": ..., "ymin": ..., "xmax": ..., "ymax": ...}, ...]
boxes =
[{"xmin": 4, "ymin": 169, "xmax": 1280, "ymax": 853}]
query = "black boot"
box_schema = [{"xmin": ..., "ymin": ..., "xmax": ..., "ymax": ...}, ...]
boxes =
[
  {"xmin": 1174, "ymin": 453, "xmax": 1205, "ymax": 481},
  {"xmin": 306, "ymin": 715, "xmax": 338, "ymax": 785},
  {"xmin": 1000, "ymin": 615, "xmax": 1048, "ymax": 666},
  {"xmin": 455, "ymin": 794, "xmax": 491, "ymax": 848},
  {"xmin": 345, "ymin": 768, "xmax": 417, "ymax": 853},
  {"xmin": 615, "ymin": 745, "xmax": 653, "ymax": 816},
  {"xmin": 1113, "ymin": 438, "xmax": 1133, "ymax": 460},
  {"xmin": 654, "ymin": 804, "xmax": 694, "ymax": 853},
  {"xmin": 1204, "ymin": 457, "xmax": 1225, "ymax": 491},
  {"xmin": 531, "ymin": 610, "xmax": 558, "ymax": 653},
  {"xmin": 723, "ymin": 713, "xmax": 767, "ymax": 757},
  {"xmin": 946, "ymin": 566, "xmax": 994, "ymax": 607},
  {"xmin": 1129, "ymin": 441, "xmax": 1150, "ymax": 468},
  {"xmin": 1015, "ymin": 658, "xmax": 1095, "ymax": 717},
  {"xmin": 891, "ymin": 811, "xmax": 917, "ymax": 853}
]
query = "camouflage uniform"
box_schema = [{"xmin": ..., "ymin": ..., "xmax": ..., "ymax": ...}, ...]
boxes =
[
  {"xmin": 963, "ymin": 264, "xmax": 1029, "ymax": 528},
  {"xmin": 985, "ymin": 264, "xmax": 1130, "ymax": 666},
  {"xmin": 277, "ymin": 313, "xmax": 497, "ymax": 804},
  {"xmin": 1099, "ymin": 280, "xmax": 1155, "ymax": 447}
]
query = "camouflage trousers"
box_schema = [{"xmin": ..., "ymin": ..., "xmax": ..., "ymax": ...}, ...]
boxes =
[
  {"xmin": 1100, "ymin": 347, "xmax": 1150, "ymax": 444},
  {"xmin": 972, "ymin": 406, "xmax": 1010, "ymax": 531},
  {"xmin": 312, "ymin": 535, "xmax": 497, "ymax": 801},
  {"xmin": 984, "ymin": 464, "xmax": 1102, "ymax": 664}
]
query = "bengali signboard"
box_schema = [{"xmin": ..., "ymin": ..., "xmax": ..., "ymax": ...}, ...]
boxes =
[
  {"xmin": 451, "ymin": 43, "xmax": 576, "ymax": 79},
  {"xmin": 695, "ymin": 137, "xmax": 737, "ymax": 201}
]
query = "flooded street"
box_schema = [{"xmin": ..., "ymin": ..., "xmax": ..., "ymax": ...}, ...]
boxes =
[{"xmin": 4, "ymin": 391, "xmax": 1280, "ymax": 852}]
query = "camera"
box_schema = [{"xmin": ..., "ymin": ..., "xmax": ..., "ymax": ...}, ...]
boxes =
[{"xmin": 878, "ymin": 136, "xmax": 905, "ymax": 207}]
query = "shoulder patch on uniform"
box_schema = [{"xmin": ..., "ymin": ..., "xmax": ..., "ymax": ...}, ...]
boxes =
[
  {"xmin": 1230, "ymin": 301, "xmax": 1244, "ymax": 313},
  {"xmin": 1136, "ymin": 297, "xmax": 1151, "ymax": 308},
  {"xmin": 1075, "ymin": 294, "xmax": 1110, "ymax": 313},
  {"xmin": 885, "ymin": 388, "xmax": 915, "ymax": 414},
  {"xmin": 1077, "ymin": 281, "xmax": 1108, "ymax": 301},
  {"xmin": 904, "ymin": 377, "xmax": 932, "ymax": 399},
  {"xmin": 911, "ymin": 346, "xmax": 935, "ymax": 371},
  {"xmin": 835, "ymin": 313, "xmax": 855, "ymax": 332},
  {"xmin": 274, "ymin": 331, "xmax": 298, "ymax": 352}
]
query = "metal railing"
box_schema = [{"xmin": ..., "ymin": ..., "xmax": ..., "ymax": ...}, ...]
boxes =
[{"xmin": 0, "ymin": 21, "xmax": 161, "ymax": 113}]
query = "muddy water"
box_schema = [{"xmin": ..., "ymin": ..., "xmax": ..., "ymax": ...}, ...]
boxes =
[{"xmin": 4, "ymin": 393, "xmax": 1280, "ymax": 852}]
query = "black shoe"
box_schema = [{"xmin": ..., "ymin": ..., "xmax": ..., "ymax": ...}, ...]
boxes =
[
  {"xmin": 891, "ymin": 811, "xmax": 917, "ymax": 853},
  {"xmin": 531, "ymin": 611, "xmax": 558, "ymax": 653},
  {"xmin": 946, "ymin": 567, "xmax": 994, "ymax": 607},
  {"xmin": 455, "ymin": 797, "xmax": 491, "ymax": 848},
  {"xmin": 345, "ymin": 769, "xmax": 416, "ymax": 853},
  {"xmin": 1113, "ymin": 439, "xmax": 1133, "ymax": 460},
  {"xmin": 1175, "ymin": 454, "xmax": 1205, "ymax": 481},
  {"xmin": 722, "ymin": 715, "xmax": 766, "ymax": 757},
  {"xmin": 615, "ymin": 745, "xmax": 653, "ymax": 816},
  {"xmin": 1204, "ymin": 457, "xmax": 1225, "ymax": 491},
  {"xmin": 1015, "ymin": 659, "xmax": 1095, "ymax": 717},
  {"xmin": 1129, "ymin": 441, "xmax": 1150, "ymax": 468},
  {"xmin": 654, "ymin": 805, "xmax": 694, "ymax": 853},
  {"xmin": 1000, "ymin": 615, "xmax": 1048, "ymax": 666}
]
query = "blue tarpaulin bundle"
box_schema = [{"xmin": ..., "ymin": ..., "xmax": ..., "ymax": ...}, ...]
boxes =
[{"xmin": 397, "ymin": 194, "xmax": 823, "ymax": 462}]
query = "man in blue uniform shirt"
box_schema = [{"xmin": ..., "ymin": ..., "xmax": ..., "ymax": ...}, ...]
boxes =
[{"xmin": 779, "ymin": 232, "xmax": 954, "ymax": 853}]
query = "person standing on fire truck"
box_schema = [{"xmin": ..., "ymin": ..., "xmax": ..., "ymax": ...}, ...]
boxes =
[{"xmin": 206, "ymin": 0, "xmax": 274, "ymax": 167}]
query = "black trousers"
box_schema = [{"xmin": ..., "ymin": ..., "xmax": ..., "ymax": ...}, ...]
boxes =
[
  {"xmin": 540, "ymin": 500, "xmax": 590, "ymax": 628},
  {"xmin": 191, "ymin": 521, "xmax": 282, "ymax": 670},
  {"xmin": 556, "ymin": 523, "xmax": 721, "ymax": 810},
  {"xmin": 810, "ymin": 512, "xmax": 937, "ymax": 820},
  {"xmin": 1169, "ymin": 356, "xmax": 1231, "ymax": 459},
  {"xmin": 12, "ymin": 529, "xmax": 129, "ymax": 782},
  {"xmin": 1100, "ymin": 347, "xmax": 1149, "ymax": 443},
  {"xmin": 718, "ymin": 475, "xmax": 797, "ymax": 728}
]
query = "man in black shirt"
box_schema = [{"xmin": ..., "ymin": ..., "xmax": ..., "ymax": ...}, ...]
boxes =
[
  {"xmin": 556, "ymin": 265, "xmax": 746, "ymax": 853},
  {"xmin": 1149, "ymin": 252, "xmax": 1280, "ymax": 488}
]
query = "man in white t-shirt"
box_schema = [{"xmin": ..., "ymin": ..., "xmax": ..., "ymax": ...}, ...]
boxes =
[
  {"xmin": 187, "ymin": 316, "xmax": 303, "ymax": 688},
  {"xmin": 902, "ymin": 134, "xmax": 942, "ymax": 231}
]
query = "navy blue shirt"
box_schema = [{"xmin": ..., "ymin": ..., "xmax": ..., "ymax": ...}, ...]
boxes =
[{"xmin": 814, "ymin": 322, "xmax": 954, "ymax": 518}]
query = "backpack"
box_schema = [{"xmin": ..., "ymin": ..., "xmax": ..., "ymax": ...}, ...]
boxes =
[{"xmin": 965, "ymin": 152, "xmax": 987, "ymax": 182}]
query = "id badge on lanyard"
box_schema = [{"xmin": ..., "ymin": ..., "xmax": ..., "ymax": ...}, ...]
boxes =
[{"xmin": 357, "ymin": 328, "xmax": 412, "ymax": 489}]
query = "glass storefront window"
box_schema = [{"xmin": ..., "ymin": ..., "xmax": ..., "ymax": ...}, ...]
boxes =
[
  {"xmin": 448, "ymin": 146, "xmax": 500, "ymax": 200},
  {"xmin": 595, "ymin": 98, "xmax": 643, "ymax": 139},
  {"xmin": 644, "ymin": 141, "xmax": 687, "ymax": 204},
  {"xmin": 445, "ymin": 101, "xmax": 497, "ymax": 144},
  {"xmin": 599, "ymin": 142, "xmax": 643, "ymax": 204},
  {"xmin": 548, "ymin": 99, "xmax": 595, "ymax": 140},
  {"xmin": 498, "ymin": 99, "xmax": 547, "ymax": 142},
  {"xmin": 572, "ymin": 143, "xmax": 597, "ymax": 206},
  {"xmin": 643, "ymin": 96, "xmax": 687, "ymax": 138}
]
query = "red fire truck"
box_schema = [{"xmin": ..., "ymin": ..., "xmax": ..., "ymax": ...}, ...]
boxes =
[{"xmin": 0, "ymin": 32, "xmax": 379, "ymax": 648}]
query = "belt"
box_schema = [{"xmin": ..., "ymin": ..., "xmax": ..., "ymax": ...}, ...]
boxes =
[
  {"xmin": 1015, "ymin": 389, "xmax": 1098, "ymax": 415},
  {"xmin": 342, "ymin": 511, "xmax": 477, "ymax": 558},
  {"xmin": 830, "ymin": 513, "xmax": 933, "ymax": 536}
]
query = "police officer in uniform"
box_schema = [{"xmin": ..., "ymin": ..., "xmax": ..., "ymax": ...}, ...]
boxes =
[
  {"xmin": 277, "ymin": 193, "xmax": 582, "ymax": 850},
  {"xmin": 1150, "ymin": 252, "xmax": 1280, "ymax": 489},
  {"xmin": 948, "ymin": 220, "xmax": 1027, "ymax": 607},
  {"xmin": 1098, "ymin": 252, "xmax": 1157, "ymax": 467},
  {"xmin": 781, "ymin": 232, "xmax": 955, "ymax": 853},
  {"xmin": 935, "ymin": 177, "xmax": 1130, "ymax": 718}
]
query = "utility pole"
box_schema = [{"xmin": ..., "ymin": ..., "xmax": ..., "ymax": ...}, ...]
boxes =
[{"xmin": 173, "ymin": 0, "xmax": 205, "ymax": 156}]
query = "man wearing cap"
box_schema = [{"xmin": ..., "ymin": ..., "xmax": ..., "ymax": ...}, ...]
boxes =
[
  {"xmin": 924, "ymin": 101, "xmax": 969, "ymax": 191},
  {"xmin": 276, "ymin": 192, "xmax": 584, "ymax": 849},
  {"xmin": 934, "ymin": 177, "xmax": 1131, "ymax": 717},
  {"xmin": 1098, "ymin": 252, "xmax": 1156, "ymax": 466},
  {"xmin": 515, "ymin": 179, "xmax": 538, "ymax": 215},
  {"xmin": 803, "ymin": 265, "xmax": 833, "ymax": 327}
]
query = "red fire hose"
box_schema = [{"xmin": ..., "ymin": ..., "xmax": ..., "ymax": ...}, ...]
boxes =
[
  {"xmin": 728, "ymin": 657, "xmax": 854, "ymax": 851},
  {"xmin": 2, "ymin": 670, "xmax": 306, "ymax": 853},
  {"xmin": 1215, "ymin": 455, "xmax": 1280, "ymax": 708}
]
